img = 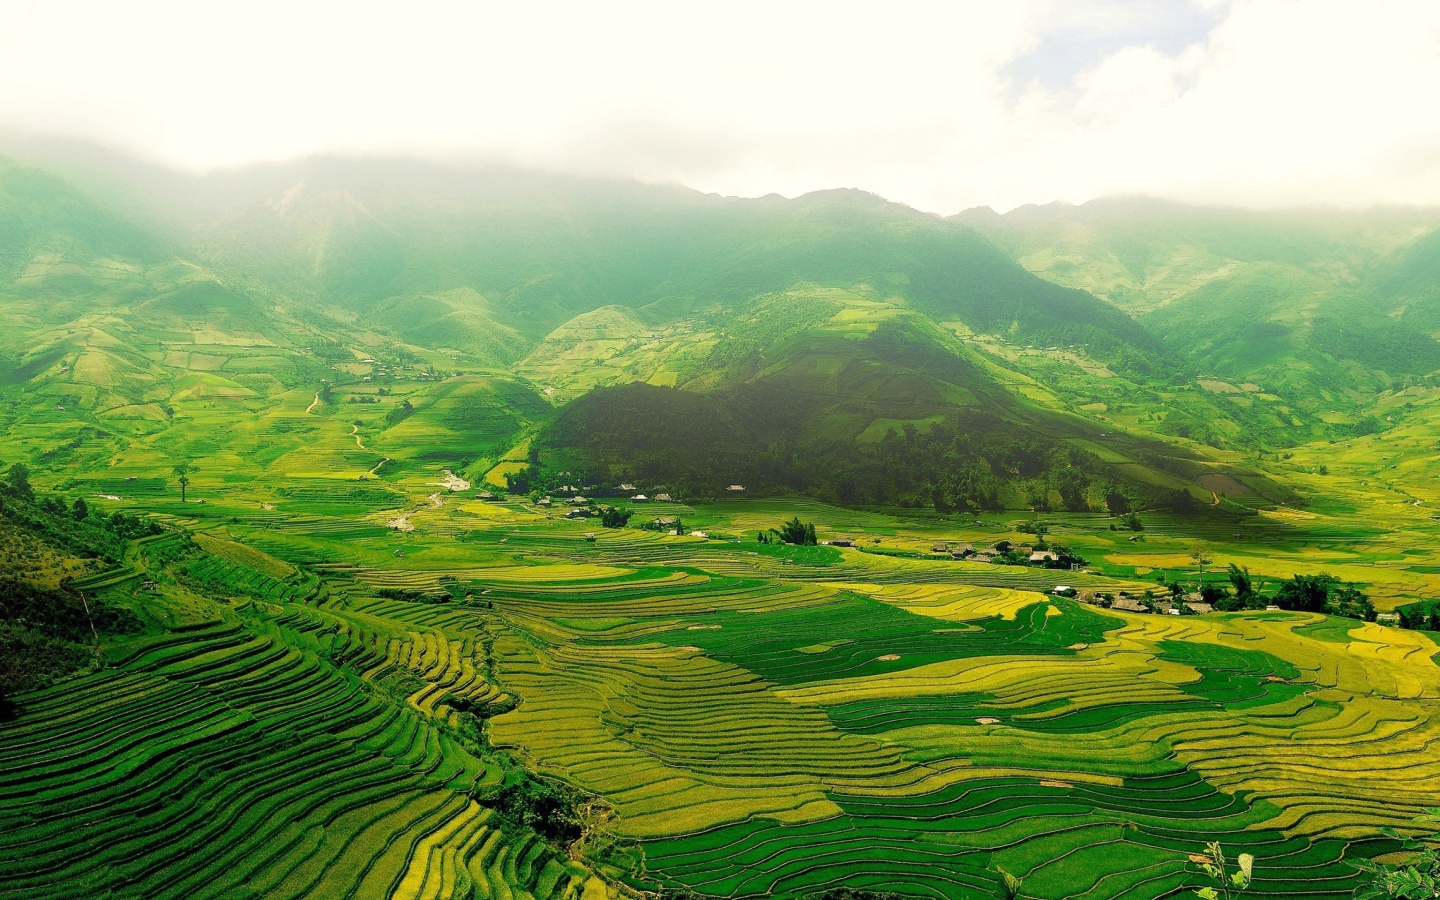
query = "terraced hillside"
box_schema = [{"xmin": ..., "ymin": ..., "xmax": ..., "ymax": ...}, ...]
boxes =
[
  {"xmin": 5, "ymin": 468, "xmax": 1438, "ymax": 898},
  {"xmin": 3, "ymin": 145, "xmax": 1440, "ymax": 900}
]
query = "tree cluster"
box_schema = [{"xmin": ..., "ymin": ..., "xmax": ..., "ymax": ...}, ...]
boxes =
[
  {"xmin": 598, "ymin": 506, "xmax": 633, "ymax": 528},
  {"xmin": 1209, "ymin": 566, "xmax": 1375, "ymax": 620},
  {"xmin": 477, "ymin": 774, "xmax": 584, "ymax": 847}
]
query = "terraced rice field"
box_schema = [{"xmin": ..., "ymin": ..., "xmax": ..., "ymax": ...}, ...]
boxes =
[{"xmin": 5, "ymin": 489, "xmax": 1438, "ymax": 898}]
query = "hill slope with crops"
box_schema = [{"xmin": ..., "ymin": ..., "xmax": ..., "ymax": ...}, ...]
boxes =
[{"xmin": 3, "ymin": 145, "xmax": 1440, "ymax": 899}]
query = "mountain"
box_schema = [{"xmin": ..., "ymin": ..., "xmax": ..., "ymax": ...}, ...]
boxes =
[
  {"xmin": 535, "ymin": 288, "xmax": 1290, "ymax": 512},
  {"xmin": 0, "ymin": 144, "xmax": 1335, "ymax": 514},
  {"xmin": 958, "ymin": 197, "xmax": 1440, "ymax": 412},
  {"xmin": 1364, "ymin": 225, "xmax": 1440, "ymax": 335},
  {"xmin": 5, "ymin": 141, "xmax": 1170, "ymax": 367}
]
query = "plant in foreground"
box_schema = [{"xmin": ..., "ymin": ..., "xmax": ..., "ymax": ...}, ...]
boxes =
[
  {"xmin": 996, "ymin": 866, "xmax": 1024, "ymax": 900},
  {"xmin": 1192, "ymin": 841, "xmax": 1253, "ymax": 900},
  {"xmin": 1353, "ymin": 811, "xmax": 1440, "ymax": 899}
]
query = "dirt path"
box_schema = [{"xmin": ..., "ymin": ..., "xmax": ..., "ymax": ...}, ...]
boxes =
[
  {"xmin": 351, "ymin": 425, "xmax": 389, "ymax": 478},
  {"xmin": 429, "ymin": 469, "xmax": 470, "ymax": 492},
  {"xmin": 386, "ymin": 512, "xmax": 414, "ymax": 532},
  {"xmin": 428, "ymin": 492, "xmax": 445, "ymax": 508},
  {"xmin": 306, "ymin": 391, "xmax": 321, "ymax": 414}
]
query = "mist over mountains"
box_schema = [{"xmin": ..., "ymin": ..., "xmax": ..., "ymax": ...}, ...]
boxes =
[{"xmin": 1, "ymin": 137, "xmax": 1437, "ymax": 510}]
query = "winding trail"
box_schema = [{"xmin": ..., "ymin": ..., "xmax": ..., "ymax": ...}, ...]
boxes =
[
  {"xmin": 305, "ymin": 391, "xmax": 321, "ymax": 414},
  {"xmin": 352, "ymin": 423, "xmax": 390, "ymax": 477}
]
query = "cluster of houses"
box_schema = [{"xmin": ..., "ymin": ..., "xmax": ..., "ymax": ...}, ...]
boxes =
[
  {"xmin": 531, "ymin": 484, "xmax": 684, "ymax": 519},
  {"xmin": 618, "ymin": 485, "xmax": 675, "ymax": 502},
  {"xmin": 1101, "ymin": 594, "xmax": 1215, "ymax": 616},
  {"xmin": 928, "ymin": 539, "xmax": 1065, "ymax": 566}
]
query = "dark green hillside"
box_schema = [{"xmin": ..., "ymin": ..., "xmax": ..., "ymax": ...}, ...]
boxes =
[
  {"xmin": 538, "ymin": 312, "xmax": 1284, "ymax": 511},
  {"xmin": 1143, "ymin": 262, "xmax": 1440, "ymax": 396},
  {"xmin": 1365, "ymin": 225, "xmax": 1440, "ymax": 334},
  {"xmin": 0, "ymin": 477, "xmax": 154, "ymax": 699},
  {"xmin": 960, "ymin": 198, "xmax": 1440, "ymax": 423}
]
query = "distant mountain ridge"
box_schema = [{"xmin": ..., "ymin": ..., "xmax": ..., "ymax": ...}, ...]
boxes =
[{"xmin": 0, "ymin": 138, "xmax": 1433, "ymax": 512}]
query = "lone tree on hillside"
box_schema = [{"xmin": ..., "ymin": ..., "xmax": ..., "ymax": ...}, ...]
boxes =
[
  {"xmin": 172, "ymin": 462, "xmax": 196, "ymax": 503},
  {"xmin": 6, "ymin": 463, "xmax": 33, "ymax": 501},
  {"xmin": 1190, "ymin": 547, "xmax": 1213, "ymax": 592}
]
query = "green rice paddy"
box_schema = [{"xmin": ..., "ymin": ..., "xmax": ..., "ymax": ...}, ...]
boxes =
[{"xmin": 5, "ymin": 422, "xmax": 1440, "ymax": 897}]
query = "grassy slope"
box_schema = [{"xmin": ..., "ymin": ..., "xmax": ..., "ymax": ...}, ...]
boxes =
[
  {"xmin": 534, "ymin": 290, "xmax": 1289, "ymax": 511},
  {"xmin": 961, "ymin": 198, "xmax": 1440, "ymax": 426}
]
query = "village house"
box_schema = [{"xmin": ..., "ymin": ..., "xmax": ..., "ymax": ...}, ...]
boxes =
[
  {"xmin": 654, "ymin": 493, "xmax": 674, "ymax": 502},
  {"xmin": 726, "ymin": 484, "xmax": 745, "ymax": 493}
]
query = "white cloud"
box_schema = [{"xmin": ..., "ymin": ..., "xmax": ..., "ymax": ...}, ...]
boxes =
[{"xmin": 0, "ymin": 0, "xmax": 1437, "ymax": 212}]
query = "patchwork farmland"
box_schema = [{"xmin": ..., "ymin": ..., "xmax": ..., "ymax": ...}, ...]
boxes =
[{"xmin": 4, "ymin": 475, "xmax": 1437, "ymax": 899}]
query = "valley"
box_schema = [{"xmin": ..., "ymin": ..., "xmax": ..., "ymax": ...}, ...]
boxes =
[{"xmin": 2, "ymin": 147, "xmax": 1440, "ymax": 899}]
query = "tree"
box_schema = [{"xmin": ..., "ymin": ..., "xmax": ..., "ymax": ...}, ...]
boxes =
[
  {"xmin": 479, "ymin": 775, "xmax": 583, "ymax": 846},
  {"xmin": 1190, "ymin": 547, "xmax": 1214, "ymax": 592},
  {"xmin": 1330, "ymin": 585, "xmax": 1376, "ymax": 622},
  {"xmin": 1353, "ymin": 811, "xmax": 1440, "ymax": 899},
  {"xmin": 598, "ymin": 506, "xmax": 632, "ymax": 528},
  {"xmin": 777, "ymin": 517, "xmax": 817, "ymax": 546},
  {"xmin": 1104, "ymin": 488, "xmax": 1131, "ymax": 516},
  {"xmin": 1273, "ymin": 573, "xmax": 1337, "ymax": 613},
  {"xmin": 1226, "ymin": 564, "xmax": 1254, "ymax": 602},
  {"xmin": 71, "ymin": 497, "xmax": 88, "ymax": 521},
  {"xmin": 172, "ymin": 462, "xmax": 196, "ymax": 503},
  {"xmin": 5, "ymin": 463, "xmax": 33, "ymax": 501},
  {"xmin": 383, "ymin": 399, "xmax": 415, "ymax": 427}
]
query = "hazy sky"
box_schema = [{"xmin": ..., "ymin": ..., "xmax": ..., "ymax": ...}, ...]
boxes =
[{"xmin": 1, "ymin": 0, "xmax": 1438, "ymax": 213}]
